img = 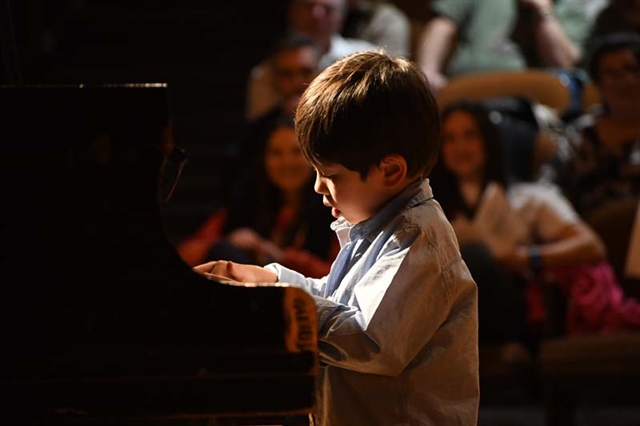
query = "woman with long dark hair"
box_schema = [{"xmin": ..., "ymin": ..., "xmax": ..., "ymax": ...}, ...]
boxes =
[
  {"xmin": 431, "ymin": 100, "xmax": 606, "ymax": 347},
  {"xmin": 178, "ymin": 116, "xmax": 338, "ymax": 278}
]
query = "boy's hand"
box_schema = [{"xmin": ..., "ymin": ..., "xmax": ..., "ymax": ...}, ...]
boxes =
[{"xmin": 193, "ymin": 261, "xmax": 278, "ymax": 284}]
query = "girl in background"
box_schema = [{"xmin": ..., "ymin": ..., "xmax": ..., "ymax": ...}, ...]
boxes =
[
  {"xmin": 431, "ymin": 101, "xmax": 608, "ymax": 348},
  {"xmin": 178, "ymin": 116, "xmax": 338, "ymax": 278}
]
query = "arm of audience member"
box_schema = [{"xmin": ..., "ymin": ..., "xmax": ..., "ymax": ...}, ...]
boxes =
[
  {"xmin": 177, "ymin": 238, "xmax": 217, "ymax": 267},
  {"xmin": 280, "ymin": 249, "xmax": 332, "ymax": 279},
  {"xmin": 498, "ymin": 221, "xmax": 606, "ymax": 275},
  {"xmin": 280, "ymin": 236, "xmax": 340, "ymax": 278},
  {"xmin": 246, "ymin": 63, "xmax": 280, "ymax": 122},
  {"xmin": 521, "ymin": 0, "xmax": 582, "ymax": 68},
  {"xmin": 226, "ymin": 227, "xmax": 301, "ymax": 268},
  {"xmin": 416, "ymin": 16, "xmax": 458, "ymax": 93},
  {"xmin": 176, "ymin": 209, "xmax": 228, "ymax": 266},
  {"xmin": 226, "ymin": 228, "xmax": 276, "ymax": 255}
]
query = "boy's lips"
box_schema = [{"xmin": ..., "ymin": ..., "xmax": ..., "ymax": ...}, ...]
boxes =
[{"xmin": 324, "ymin": 200, "xmax": 341, "ymax": 218}]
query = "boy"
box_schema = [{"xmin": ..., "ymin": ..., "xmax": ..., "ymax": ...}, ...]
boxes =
[{"xmin": 196, "ymin": 51, "xmax": 479, "ymax": 425}]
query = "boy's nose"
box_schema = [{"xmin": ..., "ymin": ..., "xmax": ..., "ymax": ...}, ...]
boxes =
[{"xmin": 314, "ymin": 173, "xmax": 327, "ymax": 194}]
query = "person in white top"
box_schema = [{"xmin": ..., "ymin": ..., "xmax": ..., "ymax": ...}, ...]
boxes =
[
  {"xmin": 246, "ymin": 0, "xmax": 377, "ymax": 122},
  {"xmin": 430, "ymin": 100, "xmax": 606, "ymax": 350}
]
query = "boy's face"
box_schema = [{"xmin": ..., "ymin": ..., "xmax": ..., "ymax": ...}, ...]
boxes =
[{"xmin": 313, "ymin": 162, "xmax": 390, "ymax": 224}]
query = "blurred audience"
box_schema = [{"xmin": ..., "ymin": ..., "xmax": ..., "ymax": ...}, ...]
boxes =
[
  {"xmin": 552, "ymin": 32, "xmax": 640, "ymax": 217},
  {"xmin": 246, "ymin": 0, "xmax": 376, "ymax": 121},
  {"xmin": 585, "ymin": 0, "xmax": 640, "ymax": 55},
  {"xmin": 430, "ymin": 101, "xmax": 609, "ymax": 346},
  {"xmin": 237, "ymin": 33, "xmax": 321, "ymax": 174},
  {"xmin": 545, "ymin": 32, "xmax": 640, "ymax": 289},
  {"xmin": 178, "ymin": 116, "xmax": 338, "ymax": 278},
  {"xmin": 417, "ymin": 0, "xmax": 606, "ymax": 93},
  {"xmin": 341, "ymin": 0, "xmax": 411, "ymax": 57}
]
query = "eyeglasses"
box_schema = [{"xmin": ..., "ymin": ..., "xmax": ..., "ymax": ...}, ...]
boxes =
[{"xmin": 160, "ymin": 146, "xmax": 188, "ymax": 203}]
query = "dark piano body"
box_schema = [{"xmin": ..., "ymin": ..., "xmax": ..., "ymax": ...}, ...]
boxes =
[{"xmin": 0, "ymin": 85, "xmax": 318, "ymax": 425}]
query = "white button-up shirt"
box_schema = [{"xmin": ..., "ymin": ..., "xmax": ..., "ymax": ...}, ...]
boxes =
[{"xmin": 266, "ymin": 179, "xmax": 479, "ymax": 425}]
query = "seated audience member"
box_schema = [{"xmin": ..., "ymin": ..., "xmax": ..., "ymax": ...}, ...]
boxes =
[
  {"xmin": 430, "ymin": 101, "xmax": 626, "ymax": 345},
  {"xmin": 554, "ymin": 32, "xmax": 640, "ymax": 218},
  {"xmin": 178, "ymin": 117, "xmax": 338, "ymax": 278},
  {"xmin": 584, "ymin": 0, "xmax": 640, "ymax": 54},
  {"xmin": 246, "ymin": 0, "xmax": 376, "ymax": 121},
  {"xmin": 239, "ymin": 34, "xmax": 322, "ymax": 167},
  {"xmin": 341, "ymin": 0, "xmax": 411, "ymax": 58},
  {"xmin": 417, "ymin": 0, "xmax": 605, "ymax": 93}
]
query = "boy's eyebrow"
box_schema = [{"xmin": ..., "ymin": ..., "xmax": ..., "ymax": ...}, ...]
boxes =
[
  {"xmin": 315, "ymin": 163, "xmax": 339, "ymax": 172},
  {"xmin": 313, "ymin": 164, "xmax": 337, "ymax": 176}
]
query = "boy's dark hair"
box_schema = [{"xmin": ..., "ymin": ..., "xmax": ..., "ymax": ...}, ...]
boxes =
[
  {"xmin": 295, "ymin": 51, "xmax": 441, "ymax": 179},
  {"xmin": 587, "ymin": 32, "xmax": 640, "ymax": 83}
]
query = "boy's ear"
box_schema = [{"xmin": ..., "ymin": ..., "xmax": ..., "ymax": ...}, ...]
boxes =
[{"xmin": 379, "ymin": 154, "xmax": 408, "ymax": 186}]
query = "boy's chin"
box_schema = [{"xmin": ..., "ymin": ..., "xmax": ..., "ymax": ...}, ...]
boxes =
[{"xmin": 331, "ymin": 207, "xmax": 341, "ymax": 219}]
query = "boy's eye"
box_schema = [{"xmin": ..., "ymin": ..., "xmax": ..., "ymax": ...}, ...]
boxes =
[
  {"xmin": 315, "ymin": 167, "xmax": 335, "ymax": 179},
  {"xmin": 319, "ymin": 172, "xmax": 336, "ymax": 179}
]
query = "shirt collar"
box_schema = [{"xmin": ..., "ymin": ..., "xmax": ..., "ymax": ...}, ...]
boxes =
[{"xmin": 331, "ymin": 178, "xmax": 432, "ymax": 245}]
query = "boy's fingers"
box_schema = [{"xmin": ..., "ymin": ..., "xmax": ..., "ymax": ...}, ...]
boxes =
[
  {"xmin": 226, "ymin": 261, "xmax": 247, "ymax": 282},
  {"xmin": 193, "ymin": 261, "xmax": 216, "ymax": 274}
]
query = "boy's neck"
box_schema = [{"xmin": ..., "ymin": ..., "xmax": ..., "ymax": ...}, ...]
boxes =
[
  {"xmin": 347, "ymin": 177, "xmax": 426, "ymax": 237},
  {"xmin": 398, "ymin": 176, "xmax": 424, "ymax": 194},
  {"xmin": 373, "ymin": 177, "xmax": 424, "ymax": 218}
]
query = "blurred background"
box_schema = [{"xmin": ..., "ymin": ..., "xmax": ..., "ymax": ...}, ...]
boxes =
[
  {"xmin": 0, "ymin": 0, "xmax": 430, "ymax": 245},
  {"xmin": 2, "ymin": 2, "xmax": 639, "ymax": 425}
]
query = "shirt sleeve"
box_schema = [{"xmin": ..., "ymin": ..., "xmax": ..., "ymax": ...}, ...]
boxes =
[
  {"xmin": 315, "ymin": 227, "xmax": 460, "ymax": 377},
  {"xmin": 264, "ymin": 262, "xmax": 329, "ymax": 296}
]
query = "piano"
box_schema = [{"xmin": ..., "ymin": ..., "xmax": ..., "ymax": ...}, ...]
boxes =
[{"xmin": 0, "ymin": 85, "xmax": 318, "ymax": 425}]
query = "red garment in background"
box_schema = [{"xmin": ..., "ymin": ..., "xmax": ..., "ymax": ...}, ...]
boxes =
[
  {"xmin": 526, "ymin": 261, "xmax": 640, "ymax": 334},
  {"xmin": 176, "ymin": 208, "xmax": 339, "ymax": 278}
]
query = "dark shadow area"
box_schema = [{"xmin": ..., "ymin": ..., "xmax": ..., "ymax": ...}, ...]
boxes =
[{"xmin": 1, "ymin": 0, "xmax": 288, "ymax": 243}]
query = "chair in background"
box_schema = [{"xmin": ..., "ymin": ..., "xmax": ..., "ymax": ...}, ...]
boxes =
[{"xmin": 436, "ymin": 70, "xmax": 573, "ymax": 113}]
